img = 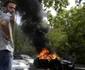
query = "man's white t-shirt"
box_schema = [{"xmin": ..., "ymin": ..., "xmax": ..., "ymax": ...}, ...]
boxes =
[{"xmin": 0, "ymin": 12, "xmax": 14, "ymax": 52}]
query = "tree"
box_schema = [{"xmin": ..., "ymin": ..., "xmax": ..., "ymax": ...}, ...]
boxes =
[
  {"xmin": 66, "ymin": 6, "xmax": 85, "ymax": 64},
  {"xmin": 14, "ymin": 24, "xmax": 37, "ymax": 56},
  {"xmin": 47, "ymin": 4, "xmax": 85, "ymax": 64}
]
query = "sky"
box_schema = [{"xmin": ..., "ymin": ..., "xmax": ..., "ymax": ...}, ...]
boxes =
[
  {"xmin": 66, "ymin": 0, "xmax": 76, "ymax": 10},
  {"xmin": 51, "ymin": 0, "xmax": 76, "ymax": 16}
]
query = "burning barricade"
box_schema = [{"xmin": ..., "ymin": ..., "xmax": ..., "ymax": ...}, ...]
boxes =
[{"xmin": 34, "ymin": 48, "xmax": 75, "ymax": 70}]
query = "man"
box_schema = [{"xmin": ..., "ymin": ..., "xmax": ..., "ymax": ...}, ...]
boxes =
[{"xmin": 0, "ymin": 1, "xmax": 16, "ymax": 70}]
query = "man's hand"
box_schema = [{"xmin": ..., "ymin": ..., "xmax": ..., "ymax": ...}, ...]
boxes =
[
  {"xmin": 4, "ymin": 36, "xmax": 11, "ymax": 41},
  {"xmin": 11, "ymin": 11, "xmax": 15, "ymax": 23}
]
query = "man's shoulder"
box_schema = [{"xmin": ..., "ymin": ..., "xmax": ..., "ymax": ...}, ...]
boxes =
[
  {"xmin": 0, "ymin": 11, "xmax": 12, "ymax": 17},
  {"xmin": 0, "ymin": 11, "xmax": 6, "ymax": 18},
  {"xmin": 0, "ymin": 11, "xmax": 11, "ymax": 22}
]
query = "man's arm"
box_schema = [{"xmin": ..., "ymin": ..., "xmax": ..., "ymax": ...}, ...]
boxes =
[
  {"xmin": 0, "ymin": 19, "xmax": 11, "ymax": 41},
  {"xmin": 10, "ymin": 12, "xmax": 15, "ymax": 34},
  {"xmin": 10, "ymin": 16, "xmax": 15, "ymax": 34}
]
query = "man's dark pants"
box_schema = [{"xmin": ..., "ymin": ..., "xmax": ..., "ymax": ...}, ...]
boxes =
[{"xmin": 0, "ymin": 50, "xmax": 13, "ymax": 70}]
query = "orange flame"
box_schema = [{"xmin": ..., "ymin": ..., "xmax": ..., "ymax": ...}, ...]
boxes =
[{"xmin": 38, "ymin": 48, "xmax": 60, "ymax": 61}]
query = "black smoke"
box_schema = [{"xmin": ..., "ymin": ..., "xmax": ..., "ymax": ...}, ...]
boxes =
[{"xmin": 15, "ymin": 0, "xmax": 54, "ymax": 53}]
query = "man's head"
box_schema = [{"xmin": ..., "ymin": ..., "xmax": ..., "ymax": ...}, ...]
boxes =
[{"xmin": 4, "ymin": 0, "xmax": 16, "ymax": 14}]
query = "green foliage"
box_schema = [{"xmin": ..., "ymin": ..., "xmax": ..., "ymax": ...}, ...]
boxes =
[
  {"xmin": 66, "ymin": 6, "xmax": 85, "ymax": 64},
  {"xmin": 14, "ymin": 24, "xmax": 36, "ymax": 56},
  {"xmin": 47, "ymin": 28, "xmax": 68, "ymax": 54},
  {"xmin": 46, "ymin": 9, "xmax": 69, "ymax": 57},
  {"xmin": 42, "ymin": 0, "xmax": 69, "ymax": 9},
  {"xmin": 46, "ymin": 4, "xmax": 85, "ymax": 64}
]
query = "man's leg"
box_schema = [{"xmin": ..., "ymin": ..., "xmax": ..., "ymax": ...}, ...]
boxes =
[{"xmin": 0, "ymin": 50, "xmax": 13, "ymax": 70}]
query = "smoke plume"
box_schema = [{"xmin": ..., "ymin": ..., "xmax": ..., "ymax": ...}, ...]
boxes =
[{"xmin": 15, "ymin": 0, "xmax": 54, "ymax": 53}]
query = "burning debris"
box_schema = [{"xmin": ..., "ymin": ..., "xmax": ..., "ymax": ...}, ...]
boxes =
[
  {"xmin": 34, "ymin": 57, "xmax": 75, "ymax": 70},
  {"xmin": 15, "ymin": 0, "xmax": 75, "ymax": 70},
  {"xmin": 34, "ymin": 48, "xmax": 75, "ymax": 70},
  {"xmin": 38, "ymin": 48, "xmax": 60, "ymax": 61}
]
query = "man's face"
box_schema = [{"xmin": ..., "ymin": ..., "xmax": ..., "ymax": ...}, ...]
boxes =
[{"xmin": 5, "ymin": 3, "xmax": 16, "ymax": 14}]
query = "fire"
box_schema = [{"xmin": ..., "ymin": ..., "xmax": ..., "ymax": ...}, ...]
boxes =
[{"xmin": 38, "ymin": 48, "xmax": 60, "ymax": 61}]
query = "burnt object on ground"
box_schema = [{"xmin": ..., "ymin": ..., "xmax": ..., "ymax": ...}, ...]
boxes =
[{"xmin": 34, "ymin": 58, "xmax": 75, "ymax": 70}]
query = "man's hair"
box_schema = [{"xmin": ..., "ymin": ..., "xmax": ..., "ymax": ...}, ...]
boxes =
[{"xmin": 4, "ymin": 0, "xmax": 16, "ymax": 7}]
